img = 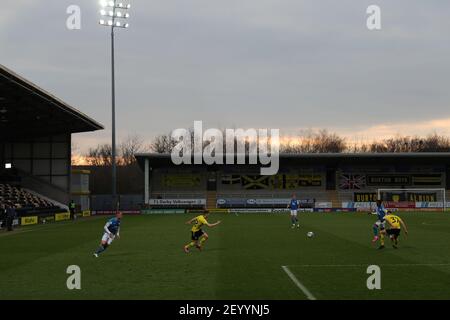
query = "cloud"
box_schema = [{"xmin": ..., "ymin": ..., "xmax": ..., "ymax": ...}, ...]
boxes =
[
  {"xmin": 0, "ymin": 1, "xmax": 38, "ymax": 36},
  {"xmin": 339, "ymin": 117, "xmax": 450, "ymax": 144},
  {"xmin": 3, "ymin": 0, "xmax": 450, "ymax": 152}
]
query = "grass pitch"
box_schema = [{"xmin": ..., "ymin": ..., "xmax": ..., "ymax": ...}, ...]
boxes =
[{"xmin": 1, "ymin": 212, "xmax": 450, "ymax": 300}]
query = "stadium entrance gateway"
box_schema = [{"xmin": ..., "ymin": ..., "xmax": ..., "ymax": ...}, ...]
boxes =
[{"xmin": 170, "ymin": 121, "xmax": 280, "ymax": 175}]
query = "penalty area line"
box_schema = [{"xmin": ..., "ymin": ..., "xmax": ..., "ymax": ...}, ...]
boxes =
[{"xmin": 281, "ymin": 265, "xmax": 317, "ymax": 301}]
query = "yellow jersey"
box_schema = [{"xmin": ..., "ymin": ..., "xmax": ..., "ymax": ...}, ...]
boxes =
[
  {"xmin": 385, "ymin": 214, "xmax": 403, "ymax": 229},
  {"xmin": 191, "ymin": 215, "xmax": 208, "ymax": 232}
]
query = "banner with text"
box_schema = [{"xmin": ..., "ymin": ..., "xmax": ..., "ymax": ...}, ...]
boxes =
[
  {"xmin": 21, "ymin": 216, "xmax": 38, "ymax": 226},
  {"xmin": 149, "ymin": 199, "xmax": 206, "ymax": 206}
]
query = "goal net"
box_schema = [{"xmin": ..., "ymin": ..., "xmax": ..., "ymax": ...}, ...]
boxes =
[{"xmin": 377, "ymin": 188, "xmax": 447, "ymax": 211}]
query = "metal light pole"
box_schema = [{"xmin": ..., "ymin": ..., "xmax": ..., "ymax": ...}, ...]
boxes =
[{"xmin": 99, "ymin": 1, "xmax": 131, "ymax": 211}]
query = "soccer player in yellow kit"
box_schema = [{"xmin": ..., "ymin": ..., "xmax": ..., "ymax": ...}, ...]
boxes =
[
  {"xmin": 184, "ymin": 212, "xmax": 221, "ymax": 253},
  {"xmin": 382, "ymin": 211, "xmax": 408, "ymax": 249}
]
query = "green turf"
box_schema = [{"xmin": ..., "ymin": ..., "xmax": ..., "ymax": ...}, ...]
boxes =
[{"xmin": 1, "ymin": 212, "xmax": 450, "ymax": 300}]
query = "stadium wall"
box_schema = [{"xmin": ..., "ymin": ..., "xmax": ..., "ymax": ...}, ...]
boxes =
[{"xmin": 140, "ymin": 156, "xmax": 450, "ymax": 210}]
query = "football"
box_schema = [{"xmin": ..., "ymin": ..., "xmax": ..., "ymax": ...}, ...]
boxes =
[{"xmin": 307, "ymin": 231, "xmax": 315, "ymax": 238}]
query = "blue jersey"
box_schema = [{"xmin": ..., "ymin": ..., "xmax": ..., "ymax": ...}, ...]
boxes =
[
  {"xmin": 375, "ymin": 205, "xmax": 386, "ymax": 221},
  {"xmin": 289, "ymin": 199, "xmax": 299, "ymax": 210},
  {"xmin": 105, "ymin": 217, "xmax": 121, "ymax": 235}
]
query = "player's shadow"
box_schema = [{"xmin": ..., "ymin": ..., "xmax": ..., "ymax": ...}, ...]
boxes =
[
  {"xmin": 101, "ymin": 252, "xmax": 135, "ymax": 257},
  {"xmin": 194, "ymin": 247, "xmax": 225, "ymax": 253},
  {"xmin": 389, "ymin": 245, "xmax": 415, "ymax": 250}
]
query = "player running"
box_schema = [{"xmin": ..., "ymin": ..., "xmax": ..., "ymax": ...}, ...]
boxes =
[
  {"xmin": 370, "ymin": 200, "xmax": 387, "ymax": 248},
  {"xmin": 287, "ymin": 194, "xmax": 300, "ymax": 228},
  {"xmin": 93, "ymin": 212, "xmax": 122, "ymax": 257},
  {"xmin": 384, "ymin": 211, "xmax": 408, "ymax": 249},
  {"xmin": 184, "ymin": 212, "xmax": 221, "ymax": 253}
]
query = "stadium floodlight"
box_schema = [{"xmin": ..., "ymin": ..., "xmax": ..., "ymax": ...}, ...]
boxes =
[
  {"xmin": 98, "ymin": 0, "xmax": 131, "ymax": 211},
  {"xmin": 5, "ymin": 163, "xmax": 12, "ymax": 169}
]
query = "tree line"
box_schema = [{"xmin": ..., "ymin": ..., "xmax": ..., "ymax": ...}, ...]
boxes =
[
  {"xmin": 73, "ymin": 132, "xmax": 450, "ymax": 195},
  {"xmin": 79, "ymin": 131, "xmax": 450, "ymax": 167}
]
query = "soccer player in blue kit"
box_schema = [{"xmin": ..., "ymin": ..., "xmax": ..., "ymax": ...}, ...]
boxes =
[
  {"xmin": 94, "ymin": 212, "xmax": 122, "ymax": 257},
  {"xmin": 370, "ymin": 200, "xmax": 387, "ymax": 249},
  {"xmin": 287, "ymin": 194, "xmax": 300, "ymax": 228}
]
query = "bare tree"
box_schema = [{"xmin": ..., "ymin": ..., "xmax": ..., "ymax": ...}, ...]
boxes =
[
  {"xmin": 71, "ymin": 141, "xmax": 80, "ymax": 157},
  {"xmin": 150, "ymin": 134, "xmax": 177, "ymax": 153},
  {"xmin": 151, "ymin": 128, "xmax": 259, "ymax": 156},
  {"xmin": 420, "ymin": 134, "xmax": 450, "ymax": 152},
  {"xmin": 281, "ymin": 130, "xmax": 346, "ymax": 153},
  {"xmin": 364, "ymin": 134, "xmax": 450, "ymax": 153},
  {"xmin": 85, "ymin": 143, "xmax": 113, "ymax": 166},
  {"xmin": 71, "ymin": 142, "xmax": 81, "ymax": 165},
  {"xmin": 85, "ymin": 131, "xmax": 449, "ymax": 163},
  {"xmin": 119, "ymin": 135, "xmax": 148, "ymax": 165},
  {"xmin": 313, "ymin": 130, "xmax": 346, "ymax": 153},
  {"xmin": 84, "ymin": 135, "xmax": 149, "ymax": 166}
]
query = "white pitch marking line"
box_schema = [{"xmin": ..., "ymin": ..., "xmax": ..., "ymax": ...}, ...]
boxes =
[
  {"xmin": 0, "ymin": 217, "xmax": 103, "ymax": 237},
  {"xmin": 288, "ymin": 263, "xmax": 450, "ymax": 268},
  {"xmin": 281, "ymin": 265, "xmax": 317, "ymax": 301},
  {"xmin": 0, "ymin": 229, "xmax": 36, "ymax": 237}
]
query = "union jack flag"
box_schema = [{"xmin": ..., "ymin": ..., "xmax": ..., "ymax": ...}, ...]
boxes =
[{"xmin": 339, "ymin": 174, "xmax": 366, "ymax": 190}]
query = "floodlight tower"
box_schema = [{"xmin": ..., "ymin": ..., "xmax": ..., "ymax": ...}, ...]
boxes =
[{"xmin": 99, "ymin": 1, "xmax": 131, "ymax": 211}]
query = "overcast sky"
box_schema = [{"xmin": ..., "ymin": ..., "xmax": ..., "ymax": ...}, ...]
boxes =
[{"xmin": 2, "ymin": 0, "xmax": 450, "ymax": 152}]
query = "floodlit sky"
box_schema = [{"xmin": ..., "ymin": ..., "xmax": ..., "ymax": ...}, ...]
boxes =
[{"xmin": 2, "ymin": 0, "xmax": 450, "ymax": 152}]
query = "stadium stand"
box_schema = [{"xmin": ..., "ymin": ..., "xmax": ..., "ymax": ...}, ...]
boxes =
[
  {"xmin": 0, "ymin": 183, "xmax": 64, "ymax": 216},
  {"xmin": 0, "ymin": 64, "xmax": 103, "ymax": 218},
  {"xmin": 135, "ymin": 153, "xmax": 450, "ymax": 211}
]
